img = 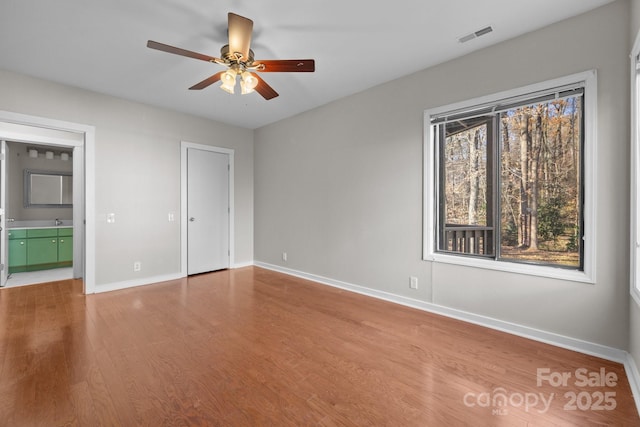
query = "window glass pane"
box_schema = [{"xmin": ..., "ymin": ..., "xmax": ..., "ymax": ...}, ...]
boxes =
[
  {"xmin": 499, "ymin": 96, "xmax": 582, "ymax": 268},
  {"xmin": 439, "ymin": 119, "xmax": 494, "ymax": 256}
]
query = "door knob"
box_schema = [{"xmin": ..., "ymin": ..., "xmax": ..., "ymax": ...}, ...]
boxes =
[{"xmin": 189, "ymin": 217, "xmax": 195, "ymax": 222}]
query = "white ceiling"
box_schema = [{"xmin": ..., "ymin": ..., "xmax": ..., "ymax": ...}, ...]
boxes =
[{"xmin": 0, "ymin": 0, "xmax": 615, "ymax": 129}]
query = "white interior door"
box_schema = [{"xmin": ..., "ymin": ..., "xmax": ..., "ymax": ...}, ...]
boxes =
[
  {"xmin": 0, "ymin": 140, "xmax": 7, "ymax": 287},
  {"xmin": 187, "ymin": 148, "xmax": 230, "ymax": 275}
]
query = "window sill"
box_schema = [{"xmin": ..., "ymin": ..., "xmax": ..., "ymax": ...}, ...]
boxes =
[{"xmin": 426, "ymin": 252, "xmax": 594, "ymax": 284}]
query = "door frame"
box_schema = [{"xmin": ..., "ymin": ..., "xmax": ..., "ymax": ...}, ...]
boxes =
[
  {"xmin": 180, "ymin": 141, "xmax": 234, "ymax": 276},
  {"xmin": 0, "ymin": 110, "xmax": 95, "ymax": 294},
  {"xmin": 1, "ymin": 140, "xmax": 7, "ymax": 287}
]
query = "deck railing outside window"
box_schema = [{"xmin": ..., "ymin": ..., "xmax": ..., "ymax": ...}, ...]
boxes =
[{"xmin": 443, "ymin": 224, "xmax": 493, "ymax": 256}]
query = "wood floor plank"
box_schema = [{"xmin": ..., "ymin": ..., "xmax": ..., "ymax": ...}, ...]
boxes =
[
  {"xmin": 0, "ymin": 267, "xmax": 638, "ymax": 426},
  {"xmin": 70, "ymin": 380, "xmax": 96, "ymax": 427}
]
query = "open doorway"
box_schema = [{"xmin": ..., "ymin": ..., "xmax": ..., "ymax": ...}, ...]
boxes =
[
  {"xmin": 3, "ymin": 141, "xmax": 74, "ymax": 287},
  {"xmin": 0, "ymin": 111, "xmax": 95, "ymax": 294}
]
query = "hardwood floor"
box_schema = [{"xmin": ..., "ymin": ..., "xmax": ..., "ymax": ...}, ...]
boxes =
[{"xmin": 0, "ymin": 266, "xmax": 638, "ymax": 426}]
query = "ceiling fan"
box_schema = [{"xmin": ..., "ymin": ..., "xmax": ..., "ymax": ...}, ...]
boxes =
[{"xmin": 147, "ymin": 12, "xmax": 315, "ymax": 100}]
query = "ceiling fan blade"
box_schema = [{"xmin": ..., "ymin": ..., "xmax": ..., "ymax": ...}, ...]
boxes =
[
  {"xmin": 253, "ymin": 74, "xmax": 279, "ymax": 100},
  {"xmin": 189, "ymin": 71, "xmax": 225, "ymax": 90},
  {"xmin": 227, "ymin": 13, "xmax": 253, "ymax": 61},
  {"xmin": 255, "ymin": 59, "xmax": 315, "ymax": 73},
  {"xmin": 147, "ymin": 40, "xmax": 220, "ymax": 63}
]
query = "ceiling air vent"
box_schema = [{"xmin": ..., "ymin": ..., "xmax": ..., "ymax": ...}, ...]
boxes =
[{"xmin": 458, "ymin": 25, "xmax": 493, "ymax": 43}]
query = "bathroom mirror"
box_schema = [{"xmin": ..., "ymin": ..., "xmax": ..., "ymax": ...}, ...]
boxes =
[{"xmin": 24, "ymin": 169, "xmax": 73, "ymax": 208}]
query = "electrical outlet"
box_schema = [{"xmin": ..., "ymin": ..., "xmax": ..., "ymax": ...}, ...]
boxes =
[
  {"xmin": 168, "ymin": 212, "xmax": 175, "ymax": 222},
  {"xmin": 107, "ymin": 213, "xmax": 116, "ymax": 224},
  {"xmin": 410, "ymin": 276, "xmax": 418, "ymax": 289},
  {"xmin": 282, "ymin": 252, "xmax": 287, "ymax": 261},
  {"xmin": 134, "ymin": 261, "xmax": 141, "ymax": 272}
]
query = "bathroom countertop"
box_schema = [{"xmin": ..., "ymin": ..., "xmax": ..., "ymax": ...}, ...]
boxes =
[
  {"xmin": 8, "ymin": 220, "xmax": 73, "ymax": 229},
  {"xmin": 8, "ymin": 226, "xmax": 73, "ymax": 230}
]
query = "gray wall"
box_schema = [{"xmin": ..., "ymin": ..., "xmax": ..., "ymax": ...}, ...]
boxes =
[
  {"xmin": 630, "ymin": 0, "xmax": 640, "ymax": 376},
  {"xmin": 255, "ymin": 1, "xmax": 631, "ymax": 349},
  {"xmin": 0, "ymin": 68, "xmax": 254, "ymax": 287}
]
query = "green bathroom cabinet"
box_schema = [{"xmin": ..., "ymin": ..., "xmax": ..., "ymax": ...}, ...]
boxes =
[
  {"xmin": 58, "ymin": 228, "xmax": 73, "ymax": 263},
  {"xmin": 8, "ymin": 227, "xmax": 73, "ymax": 273},
  {"xmin": 27, "ymin": 237, "xmax": 58, "ymax": 266},
  {"xmin": 8, "ymin": 230, "xmax": 28, "ymax": 272}
]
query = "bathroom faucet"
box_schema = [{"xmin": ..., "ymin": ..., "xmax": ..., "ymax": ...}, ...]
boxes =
[{"xmin": 55, "ymin": 218, "xmax": 62, "ymax": 226}]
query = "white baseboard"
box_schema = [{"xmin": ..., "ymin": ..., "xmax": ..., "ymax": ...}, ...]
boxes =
[
  {"xmin": 625, "ymin": 353, "xmax": 640, "ymax": 414},
  {"xmin": 254, "ymin": 261, "xmax": 640, "ymax": 411},
  {"xmin": 233, "ymin": 261, "xmax": 255, "ymax": 269},
  {"xmin": 94, "ymin": 272, "xmax": 184, "ymax": 294}
]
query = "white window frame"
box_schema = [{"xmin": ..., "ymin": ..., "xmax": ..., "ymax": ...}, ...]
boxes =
[
  {"xmin": 631, "ymin": 32, "xmax": 640, "ymax": 307},
  {"xmin": 423, "ymin": 70, "xmax": 597, "ymax": 284}
]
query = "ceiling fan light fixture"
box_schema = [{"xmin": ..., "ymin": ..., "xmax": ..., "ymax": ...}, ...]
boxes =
[
  {"xmin": 220, "ymin": 68, "xmax": 237, "ymax": 94},
  {"xmin": 240, "ymin": 72, "xmax": 258, "ymax": 94}
]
